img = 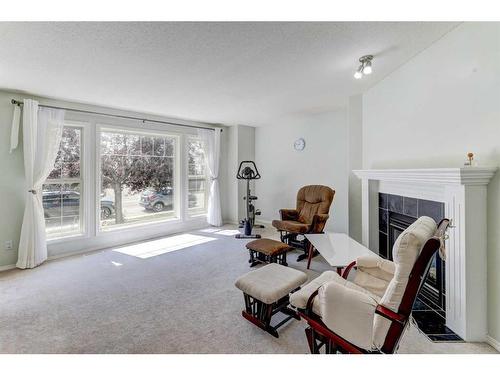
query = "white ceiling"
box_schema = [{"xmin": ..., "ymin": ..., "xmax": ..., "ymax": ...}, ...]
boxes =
[{"xmin": 0, "ymin": 22, "xmax": 458, "ymax": 127}]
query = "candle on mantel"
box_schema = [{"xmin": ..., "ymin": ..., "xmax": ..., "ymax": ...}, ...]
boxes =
[{"xmin": 464, "ymin": 152, "xmax": 477, "ymax": 166}]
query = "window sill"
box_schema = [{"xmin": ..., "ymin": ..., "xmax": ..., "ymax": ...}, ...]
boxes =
[
  {"xmin": 47, "ymin": 232, "xmax": 88, "ymax": 244},
  {"xmin": 97, "ymin": 216, "xmax": 183, "ymax": 236},
  {"xmin": 187, "ymin": 212, "xmax": 208, "ymax": 219}
]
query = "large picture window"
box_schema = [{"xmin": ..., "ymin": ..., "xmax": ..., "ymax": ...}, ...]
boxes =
[
  {"xmin": 99, "ymin": 129, "xmax": 178, "ymax": 231},
  {"xmin": 43, "ymin": 126, "xmax": 83, "ymax": 239},
  {"xmin": 187, "ymin": 138, "xmax": 208, "ymax": 216}
]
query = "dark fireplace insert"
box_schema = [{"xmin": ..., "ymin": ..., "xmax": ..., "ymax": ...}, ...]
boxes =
[
  {"xmin": 388, "ymin": 212, "xmax": 446, "ymax": 315},
  {"xmin": 378, "ymin": 193, "xmax": 446, "ymax": 316}
]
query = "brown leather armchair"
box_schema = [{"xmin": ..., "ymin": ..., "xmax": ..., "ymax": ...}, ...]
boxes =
[{"xmin": 272, "ymin": 185, "xmax": 335, "ymax": 262}]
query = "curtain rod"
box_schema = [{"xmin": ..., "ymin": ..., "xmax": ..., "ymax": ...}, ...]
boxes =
[{"xmin": 11, "ymin": 99, "xmax": 221, "ymax": 132}]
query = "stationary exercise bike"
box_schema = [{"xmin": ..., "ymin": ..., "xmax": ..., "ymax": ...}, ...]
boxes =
[{"xmin": 235, "ymin": 161, "xmax": 264, "ymax": 239}]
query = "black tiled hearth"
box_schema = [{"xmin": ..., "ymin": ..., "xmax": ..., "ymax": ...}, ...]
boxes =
[{"xmin": 412, "ymin": 298, "xmax": 464, "ymax": 342}]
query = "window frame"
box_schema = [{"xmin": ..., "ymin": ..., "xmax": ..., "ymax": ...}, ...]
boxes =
[
  {"xmin": 95, "ymin": 123, "xmax": 183, "ymax": 234},
  {"xmin": 45, "ymin": 121, "xmax": 89, "ymax": 243}
]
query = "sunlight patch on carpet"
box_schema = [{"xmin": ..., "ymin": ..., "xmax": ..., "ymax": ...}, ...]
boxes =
[
  {"xmin": 199, "ymin": 228, "xmax": 222, "ymax": 233},
  {"xmin": 198, "ymin": 228, "xmax": 241, "ymax": 236},
  {"xmin": 215, "ymin": 229, "xmax": 241, "ymax": 236},
  {"xmin": 113, "ymin": 234, "xmax": 217, "ymax": 259}
]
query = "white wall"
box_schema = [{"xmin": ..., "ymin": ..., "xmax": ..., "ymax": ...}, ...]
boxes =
[
  {"xmin": 362, "ymin": 23, "xmax": 500, "ymax": 343},
  {"xmin": 348, "ymin": 95, "xmax": 363, "ymax": 242},
  {"xmin": 236, "ymin": 126, "xmax": 256, "ymax": 222},
  {"xmin": 0, "ymin": 93, "xmax": 25, "ymax": 269},
  {"xmin": 255, "ymin": 110, "xmax": 349, "ymax": 233},
  {"xmin": 221, "ymin": 124, "xmax": 256, "ymax": 224}
]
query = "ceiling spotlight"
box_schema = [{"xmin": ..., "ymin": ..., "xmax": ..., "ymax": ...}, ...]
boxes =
[
  {"xmin": 362, "ymin": 60, "xmax": 372, "ymax": 75},
  {"xmin": 354, "ymin": 55, "xmax": 374, "ymax": 79},
  {"xmin": 354, "ymin": 66, "xmax": 363, "ymax": 79}
]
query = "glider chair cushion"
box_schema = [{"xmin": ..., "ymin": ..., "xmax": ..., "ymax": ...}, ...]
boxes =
[
  {"xmin": 272, "ymin": 185, "xmax": 335, "ymax": 234},
  {"xmin": 373, "ymin": 216, "xmax": 437, "ymax": 348},
  {"xmin": 297, "ymin": 185, "xmax": 335, "ymax": 224},
  {"xmin": 272, "ymin": 220, "xmax": 310, "ymax": 234},
  {"xmin": 290, "ymin": 271, "xmax": 381, "ymax": 316},
  {"xmin": 353, "ymin": 255, "xmax": 395, "ymax": 298},
  {"xmin": 319, "ymin": 280, "xmax": 378, "ymax": 350}
]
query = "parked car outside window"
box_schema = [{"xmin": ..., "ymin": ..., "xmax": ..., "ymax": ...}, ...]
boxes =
[
  {"xmin": 139, "ymin": 187, "xmax": 197, "ymax": 212},
  {"xmin": 43, "ymin": 190, "xmax": 115, "ymax": 220}
]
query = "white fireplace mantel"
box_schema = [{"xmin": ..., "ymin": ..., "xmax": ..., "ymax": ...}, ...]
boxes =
[
  {"xmin": 353, "ymin": 167, "xmax": 497, "ymax": 342},
  {"xmin": 353, "ymin": 167, "xmax": 497, "ymax": 186}
]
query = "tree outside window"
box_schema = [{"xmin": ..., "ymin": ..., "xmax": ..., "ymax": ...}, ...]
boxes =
[{"xmin": 99, "ymin": 130, "xmax": 177, "ymax": 230}]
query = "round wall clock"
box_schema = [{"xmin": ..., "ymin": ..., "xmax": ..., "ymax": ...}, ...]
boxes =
[{"xmin": 294, "ymin": 138, "xmax": 306, "ymax": 151}]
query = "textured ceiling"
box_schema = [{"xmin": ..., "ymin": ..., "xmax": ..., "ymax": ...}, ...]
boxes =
[{"xmin": 0, "ymin": 22, "xmax": 458, "ymax": 126}]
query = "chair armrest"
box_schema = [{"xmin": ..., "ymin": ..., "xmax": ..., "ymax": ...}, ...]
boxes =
[
  {"xmin": 310, "ymin": 214, "xmax": 329, "ymax": 233},
  {"xmin": 318, "ymin": 280, "xmax": 378, "ymax": 350},
  {"xmin": 375, "ymin": 305, "xmax": 406, "ymax": 325},
  {"xmin": 342, "ymin": 261, "xmax": 357, "ymax": 279},
  {"xmin": 279, "ymin": 209, "xmax": 299, "ymax": 221},
  {"xmin": 356, "ymin": 255, "xmax": 395, "ymax": 276}
]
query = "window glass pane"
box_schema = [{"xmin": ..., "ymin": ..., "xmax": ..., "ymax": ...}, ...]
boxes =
[
  {"xmin": 44, "ymin": 126, "xmax": 83, "ymax": 239},
  {"xmin": 187, "ymin": 139, "xmax": 207, "ymax": 214},
  {"xmin": 62, "ymin": 162, "xmax": 80, "ymax": 178},
  {"xmin": 100, "ymin": 130, "xmax": 178, "ymax": 231},
  {"xmin": 165, "ymin": 138, "xmax": 174, "ymax": 157},
  {"xmin": 141, "ymin": 136, "xmax": 153, "ymax": 156},
  {"xmin": 60, "ymin": 127, "xmax": 80, "ymax": 163},
  {"xmin": 153, "ymin": 137, "xmax": 165, "ymax": 156},
  {"xmin": 127, "ymin": 134, "xmax": 141, "ymax": 155},
  {"xmin": 111, "ymin": 133, "xmax": 127, "ymax": 155},
  {"xmin": 43, "ymin": 183, "xmax": 81, "ymax": 239}
]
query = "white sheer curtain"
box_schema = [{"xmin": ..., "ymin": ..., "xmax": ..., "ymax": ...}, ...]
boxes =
[
  {"xmin": 198, "ymin": 128, "xmax": 223, "ymax": 226},
  {"xmin": 15, "ymin": 99, "xmax": 65, "ymax": 269}
]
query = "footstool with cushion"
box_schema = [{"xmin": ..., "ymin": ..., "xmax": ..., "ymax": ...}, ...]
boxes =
[
  {"xmin": 246, "ymin": 238, "xmax": 294, "ymax": 267},
  {"xmin": 235, "ymin": 263, "xmax": 308, "ymax": 337}
]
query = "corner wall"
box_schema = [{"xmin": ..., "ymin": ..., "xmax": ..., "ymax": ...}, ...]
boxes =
[
  {"xmin": 222, "ymin": 125, "xmax": 256, "ymax": 225},
  {"xmin": 348, "ymin": 95, "xmax": 363, "ymax": 242},
  {"xmin": 255, "ymin": 110, "xmax": 349, "ymax": 233},
  {"xmin": 361, "ymin": 22, "xmax": 500, "ymax": 343},
  {"xmin": 0, "ymin": 93, "xmax": 24, "ymax": 268}
]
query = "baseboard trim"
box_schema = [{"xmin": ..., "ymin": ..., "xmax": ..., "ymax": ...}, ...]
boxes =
[
  {"xmin": 256, "ymin": 219, "xmax": 272, "ymax": 226},
  {"xmin": 223, "ymin": 220, "xmax": 240, "ymax": 225},
  {"xmin": 486, "ymin": 335, "xmax": 500, "ymax": 352},
  {"xmin": 0, "ymin": 263, "xmax": 16, "ymax": 272}
]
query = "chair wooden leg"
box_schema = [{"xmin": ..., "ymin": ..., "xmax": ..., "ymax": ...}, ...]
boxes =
[
  {"xmin": 241, "ymin": 293, "xmax": 301, "ymax": 338},
  {"xmin": 309, "ymin": 327, "xmax": 321, "ymax": 354},
  {"xmin": 307, "ymin": 243, "xmax": 314, "ymax": 269},
  {"xmin": 282, "ymin": 252, "xmax": 288, "ymax": 266},
  {"xmin": 305, "ymin": 327, "xmax": 315, "ymax": 353}
]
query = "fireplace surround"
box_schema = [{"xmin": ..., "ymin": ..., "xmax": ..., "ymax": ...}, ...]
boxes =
[
  {"xmin": 353, "ymin": 167, "xmax": 497, "ymax": 341},
  {"xmin": 379, "ymin": 193, "xmax": 446, "ymax": 315}
]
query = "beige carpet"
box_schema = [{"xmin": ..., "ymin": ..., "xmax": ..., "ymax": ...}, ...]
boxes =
[{"xmin": 0, "ymin": 225, "xmax": 497, "ymax": 354}]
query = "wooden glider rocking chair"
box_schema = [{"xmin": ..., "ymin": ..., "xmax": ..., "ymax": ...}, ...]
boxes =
[
  {"xmin": 290, "ymin": 216, "xmax": 450, "ymax": 354},
  {"xmin": 272, "ymin": 185, "xmax": 335, "ymax": 262}
]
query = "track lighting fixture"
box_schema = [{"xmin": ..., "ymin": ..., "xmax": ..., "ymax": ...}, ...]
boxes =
[
  {"xmin": 354, "ymin": 65, "xmax": 363, "ymax": 79},
  {"xmin": 353, "ymin": 55, "xmax": 373, "ymax": 79}
]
